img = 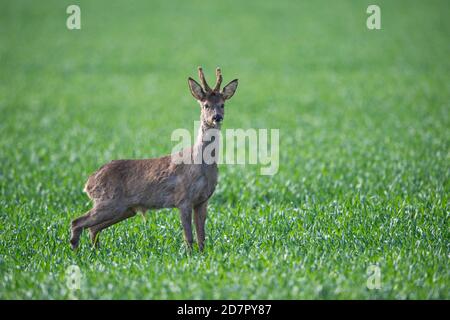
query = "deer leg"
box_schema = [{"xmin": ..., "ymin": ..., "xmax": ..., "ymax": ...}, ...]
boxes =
[
  {"xmin": 70, "ymin": 209, "xmax": 93, "ymax": 250},
  {"xmin": 70, "ymin": 203, "xmax": 125, "ymax": 250},
  {"xmin": 88, "ymin": 208, "xmax": 136, "ymax": 247},
  {"xmin": 194, "ymin": 201, "xmax": 208, "ymax": 251},
  {"xmin": 179, "ymin": 205, "xmax": 193, "ymax": 250}
]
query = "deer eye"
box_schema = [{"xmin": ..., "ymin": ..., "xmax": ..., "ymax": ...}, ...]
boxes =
[
  {"xmin": 220, "ymin": 104, "xmax": 224, "ymax": 109},
  {"xmin": 204, "ymin": 104, "xmax": 210, "ymax": 109}
]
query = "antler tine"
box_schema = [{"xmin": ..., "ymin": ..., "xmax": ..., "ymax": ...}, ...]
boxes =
[
  {"xmin": 214, "ymin": 67, "xmax": 223, "ymax": 91},
  {"xmin": 198, "ymin": 66, "xmax": 212, "ymax": 92}
]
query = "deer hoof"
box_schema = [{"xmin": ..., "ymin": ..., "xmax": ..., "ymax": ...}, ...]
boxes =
[{"xmin": 70, "ymin": 238, "xmax": 79, "ymax": 250}]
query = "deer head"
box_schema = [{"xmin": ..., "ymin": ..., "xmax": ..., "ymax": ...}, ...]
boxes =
[{"xmin": 188, "ymin": 67, "xmax": 238, "ymax": 129}]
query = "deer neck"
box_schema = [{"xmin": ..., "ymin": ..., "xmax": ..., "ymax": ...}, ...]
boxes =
[{"xmin": 193, "ymin": 120, "xmax": 220, "ymax": 166}]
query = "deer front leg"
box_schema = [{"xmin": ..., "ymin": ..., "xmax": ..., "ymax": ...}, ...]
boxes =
[
  {"xmin": 179, "ymin": 205, "xmax": 193, "ymax": 250},
  {"xmin": 194, "ymin": 201, "xmax": 208, "ymax": 251}
]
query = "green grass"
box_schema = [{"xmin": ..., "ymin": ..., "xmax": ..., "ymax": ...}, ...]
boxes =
[{"xmin": 0, "ymin": 0, "xmax": 449, "ymax": 299}]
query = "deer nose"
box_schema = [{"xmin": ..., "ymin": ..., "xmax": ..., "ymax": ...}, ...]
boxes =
[{"xmin": 213, "ymin": 114, "xmax": 223, "ymax": 122}]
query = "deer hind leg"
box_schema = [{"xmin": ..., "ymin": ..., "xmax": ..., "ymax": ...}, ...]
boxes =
[
  {"xmin": 70, "ymin": 210, "xmax": 92, "ymax": 250},
  {"xmin": 88, "ymin": 208, "xmax": 137, "ymax": 247},
  {"xmin": 179, "ymin": 205, "xmax": 193, "ymax": 250},
  {"xmin": 70, "ymin": 202, "xmax": 126, "ymax": 250},
  {"xmin": 194, "ymin": 201, "xmax": 208, "ymax": 251}
]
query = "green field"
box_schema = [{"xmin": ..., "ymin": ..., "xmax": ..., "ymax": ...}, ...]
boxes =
[{"xmin": 0, "ymin": 0, "xmax": 449, "ymax": 299}]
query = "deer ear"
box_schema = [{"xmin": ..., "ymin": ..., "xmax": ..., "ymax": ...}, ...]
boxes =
[
  {"xmin": 221, "ymin": 79, "xmax": 238, "ymax": 100},
  {"xmin": 188, "ymin": 78, "xmax": 205, "ymax": 101}
]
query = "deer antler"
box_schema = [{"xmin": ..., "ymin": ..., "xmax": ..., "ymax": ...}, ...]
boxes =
[
  {"xmin": 198, "ymin": 67, "xmax": 212, "ymax": 92},
  {"xmin": 214, "ymin": 67, "xmax": 223, "ymax": 91}
]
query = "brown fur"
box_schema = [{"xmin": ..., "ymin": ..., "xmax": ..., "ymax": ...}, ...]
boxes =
[{"xmin": 70, "ymin": 67, "xmax": 238, "ymax": 251}]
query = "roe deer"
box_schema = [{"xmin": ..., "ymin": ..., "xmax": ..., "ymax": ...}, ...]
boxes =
[{"xmin": 70, "ymin": 67, "xmax": 238, "ymax": 251}]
